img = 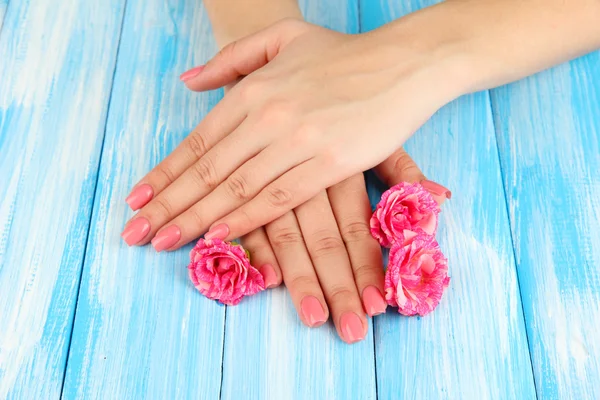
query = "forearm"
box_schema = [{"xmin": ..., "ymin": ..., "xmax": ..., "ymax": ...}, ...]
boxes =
[
  {"xmin": 204, "ymin": 0, "xmax": 302, "ymax": 48},
  {"xmin": 376, "ymin": 0, "xmax": 600, "ymax": 94}
]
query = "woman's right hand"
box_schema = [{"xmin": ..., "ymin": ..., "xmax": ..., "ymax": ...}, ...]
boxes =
[
  {"xmin": 123, "ymin": 16, "xmax": 464, "ymax": 248},
  {"xmin": 241, "ymin": 148, "xmax": 450, "ymax": 344}
]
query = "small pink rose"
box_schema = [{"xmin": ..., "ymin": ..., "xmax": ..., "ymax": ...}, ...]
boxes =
[
  {"xmin": 188, "ymin": 239, "xmax": 265, "ymax": 305},
  {"xmin": 370, "ymin": 182, "xmax": 440, "ymax": 248},
  {"xmin": 384, "ymin": 233, "xmax": 450, "ymax": 316}
]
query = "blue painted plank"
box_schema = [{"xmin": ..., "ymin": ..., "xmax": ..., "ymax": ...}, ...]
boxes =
[
  {"xmin": 361, "ymin": 1, "xmax": 537, "ymax": 398},
  {"xmin": 219, "ymin": 1, "xmax": 378, "ymax": 399},
  {"xmin": 491, "ymin": 53, "xmax": 600, "ymax": 399},
  {"xmin": 0, "ymin": 0, "xmax": 125, "ymax": 398},
  {"xmin": 61, "ymin": 1, "xmax": 225, "ymax": 398},
  {"xmin": 0, "ymin": 1, "xmax": 8, "ymax": 30}
]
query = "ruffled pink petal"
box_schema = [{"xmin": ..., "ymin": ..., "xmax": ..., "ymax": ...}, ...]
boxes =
[
  {"xmin": 370, "ymin": 182, "xmax": 440, "ymax": 248},
  {"xmin": 188, "ymin": 238, "xmax": 265, "ymax": 305},
  {"xmin": 384, "ymin": 234, "xmax": 450, "ymax": 316}
]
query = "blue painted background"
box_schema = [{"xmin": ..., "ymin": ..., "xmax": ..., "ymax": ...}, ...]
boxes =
[{"xmin": 0, "ymin": 0, "xmax": 598, "ymax": 398}]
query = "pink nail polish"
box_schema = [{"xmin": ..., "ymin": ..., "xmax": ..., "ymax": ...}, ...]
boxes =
[
  {"xmin": 205, "ymin": 223, "xmax": 229, "ymax": 241},
  {"xmin": 300, "ymin": 296, "xmax": 327, "ymax": 327},
  {"xmin": 420, "ymin": 179, "xmax": 452, "ymax": 204},
  {"xmin": 151, "ymin": 225, "xmax": 181, "ymax": 252},
  {"xmin": 180, "ymin": 65, "xmax": 204, "ymax": 82},
  {"xmin": 121, "ymin": 217, "xmax": 151, "ymax": 246},
  {"xmin": 260, "ymin": 264, "xmax": 278, "ymax": 289},
  {"xmin": 340, "ymin": 312, "xmax": 365, "ymax": 344},
  {"xmin": 362, "ymin": 286, "xmax": 387, "ymax": 317},
  {"xmin": 125, "ymin": 184, "xmax": 154, "ymax": 211}
]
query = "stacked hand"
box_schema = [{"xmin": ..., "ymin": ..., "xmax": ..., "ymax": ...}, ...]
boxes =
[{"xmin": 121, "ymin": 19, "xmax": 453, "ymax": 343}]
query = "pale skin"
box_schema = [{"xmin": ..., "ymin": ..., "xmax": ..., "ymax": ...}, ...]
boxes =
[{"xmin": 122, "ymin": 0, "xmax": 600, "ymax": 343}]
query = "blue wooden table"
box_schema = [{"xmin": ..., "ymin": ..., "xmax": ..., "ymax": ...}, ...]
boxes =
[{"xmin": 1, "ymin": 0, "xmax": 599, "ymax": 398}]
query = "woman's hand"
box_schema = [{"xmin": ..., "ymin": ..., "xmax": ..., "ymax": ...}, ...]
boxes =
[
  {"xmin": 121, "ymin": 18, "xmax": 464, "ymax": 246},
  {"xmin": 239, "ymin": 147, "xmax": 450, "ymax": 344}
]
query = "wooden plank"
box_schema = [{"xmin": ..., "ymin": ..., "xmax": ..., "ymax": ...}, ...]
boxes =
[
  {"xmin": 61, "ymin": 1, "xmax": 226, "ymax": 399},
  {"xmin": 361, "ymin": 1, "xmax": 537, "ymax": 398},
  {"xmin": 491, "ymin": 53, "xmax": 600, "ymax": 398},
  {"xmin": 0, "ymin": 1, "xmax": 125, "ymax": 398},
  {"xmin": 0, "ymin": 1, "xmax": 8, "ymax": 30},
  {"xmin": 219, "ymin": 1, "xmax": 378, "ymax": 399}
]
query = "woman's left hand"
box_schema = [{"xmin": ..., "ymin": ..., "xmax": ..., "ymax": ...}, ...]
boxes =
[{"xmin": 120, "ymin": 18, "xmax": 464, "ymax": 246}]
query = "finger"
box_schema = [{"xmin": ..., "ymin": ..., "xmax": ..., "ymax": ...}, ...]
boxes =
[
  {"xmin": 239, "ymin": 228, "xmax": 281, "ymax": 289},
  {"xmin": 181, "ymin": 19, "xmax": 309, "ymax": 92},
  {"xmin": 265, "ymin": 211, "xmax": 329, "ymax": 328},
  {"xmin": 327, "ymin": 174, "xmax": 387, "ymax": 317},
  {"xmin": 207, "ymin": 157, "xmax": 346, "ymax": 241},
  {"xmin": 146, "ymin": 115, "xmax": 311, "ymax": 249},
  {"xmin": 126, "ymin": 115, "xmax": 274, "ymax": 246},
  {"xmin": 125, "ymin": 92, "xmax": 246, "ymax": 211},
  {"xmin": 374, "ymin": 147, "xmax": 451, "ymax": 205},
  {"xmin": 295, "ymin": 191, "xmax": 367, "ymax": 344},
  {"xmin": 374, "ymin": 147, "xmax": 425, "ymax": 186}
]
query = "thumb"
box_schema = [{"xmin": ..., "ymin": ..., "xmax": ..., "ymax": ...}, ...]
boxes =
[
  {"xmin": 374, "ymin": 148, "xmax": 451, "ymax": 205},
  {"xmin": 180, "ymin": 18, "xmax": 308, "ymax": 92}
]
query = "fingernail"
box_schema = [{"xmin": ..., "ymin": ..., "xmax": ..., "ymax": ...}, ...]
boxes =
[
  {"xmin": 340, "ymin": 312, "xmax": 365, "ymax": 344},
  {"xmin": 260, "ymin": 264, "xmax": 278, "ymax": 289},
  {"xmin": 151, "ymin": 225, "xmax": 181, "ymax": 252},
  {"xmin": 180, "ymin": 65, "xmax": 204, "ymax": 82},
  {"xmin": 125, "ymin": 184, "xmax": 154, "ymax": 211},
  {"xmin": 205, "ymin": 223, "xmax": 229, "ymax": 241},
  {"xmin": 300, "ymin": 296, "xmax": 327, "ymax": 327},
  {"xmin": 420, "ymin": 179, "xmax": 452, "ymax": 204},
  {"xmin": 362, "ymin": 286, "xmax": 387, "ymax": 317},
  {"xmin": 121, "ymin": 217, "xmax": 151, "ymax": 246}
]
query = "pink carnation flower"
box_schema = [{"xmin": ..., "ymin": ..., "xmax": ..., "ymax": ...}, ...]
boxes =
[
  {"xmin": 188, "ymin": 239, "xmax": 265, "ymax": 305},
  {"xmin": 370, "ymin": 182, "xmax": 440, "ymax": 248},
  {"xmin": 384, "ymin": 233, "xmax": 450, "ymax": 316}
]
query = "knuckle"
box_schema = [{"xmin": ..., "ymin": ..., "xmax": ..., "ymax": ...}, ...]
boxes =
[
  {"xmin": 292, "ymin": 122, "xmax": 319, "ymax": 146},
  {"xmin": 225, "ymin": 174, "xmax": 251, "ymax": 201},
  {"xmin": 153, "ymin": 196, "xmax": 174, "ymax": 218},
  {"xmin": 340, "ymin": 221, "xmax": 372, "ymax": 244},
  {"xmin": 392, "ymin": 151, "xmax": 424, "ymax": 181},
  {"xmin": 352, "ymin": 263, "xmax": 376, "ymax": 282},
  {"xmin": 270, "ymin": 228, "xmax": 303, "ymax": 250},
  {"xmin": 190, "ymin": 158, "xmax": 217, "ymax": 189},
  {"xmin": 186, "ymin": 134, "xmax": 210, "ymax": 159},
  {"xmin": 320, "ymin": 148, "xmax": 347, "ymax": 170},
  {"xmin": 328, "ymin": 286, "xmax": 356, "ymax": 306},
  {"xmin": 186, "ymin": 207, "xmax": 204, "ymax": 228},
  {"xmin": 237, "ymin": 79, "xmax": 263, "ymax": 101},
  {"xmin": 312, "ymin": 234, "xmax": 345, "ymax": 258},
  {"xmin": 256, "ymin": 100, "xmax": 293, "ymax": 125},
  {"xmin": 155, "ymin": 165, "xmax": 177, "ymax": 185},
  {"xmin": 287, "ymin": 275, "xmax": 318, "ymax": 292},
  {"xmin": 266, "ymin": 187, "xmax": 293, "ymax": 209}
]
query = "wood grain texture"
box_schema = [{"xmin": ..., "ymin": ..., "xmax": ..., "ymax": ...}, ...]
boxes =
[
  {"xmin": 361, "ymin": 1, "xmax": 537, "ymax": 399},
  {"xmin": 491, "ymin": 53, "xmax": 600, "ymax": 399},
  {"xmin": 0, "ymin": 0, "xmax": 8, "ymax": 30},
  {"xmin": 60, "ymin": 1, "xmax": 227, "ymax": 399},
  {"xmin": 219, "ymin": 2, "xmax": 378, "ymax": 399},
  {"xmin": 0, "ymin": 1, "xmax": 125, "ymax": 398}
]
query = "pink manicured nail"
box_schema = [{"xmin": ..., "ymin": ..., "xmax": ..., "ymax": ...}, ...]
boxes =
[
  {"xmin": 300, "ymin": 296, "xmax": 327, "ymax": 327},
  {"xmin": 205, "ymin": 223, "xmax": 229, "ymax": 241},
  {"xmin": 121, "ymin": 217, "xmax": 151, "ymax": 246},
  {"xmin": 362, "ymin": 286, "xmax": 387, "ymax": 317},
  {"xmin": 260, "ymin": 264, "xmax": 278, "ymax": 289},
  {"xmin": 421, "ymin": 179, "xmax": 452, "ymax": 204},
  {"xmin": 151, "ymin": 225, "xmax": 181, "ymax": 252},
  {"xmin": 180, "ymin": 65, "xmax": 204, "ymax": 82},
  {"xmin": 125, "ymin": 184, "xmax": 154, "ymax": 211},
  {"xmin": 340, "ymin": 312, "xmax": 365, "ymax": 344}
]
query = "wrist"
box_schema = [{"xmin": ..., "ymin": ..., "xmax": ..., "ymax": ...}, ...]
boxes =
[{"xmin": 204, "ymin": 0, "xmax": 303, "ymax": 48}]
